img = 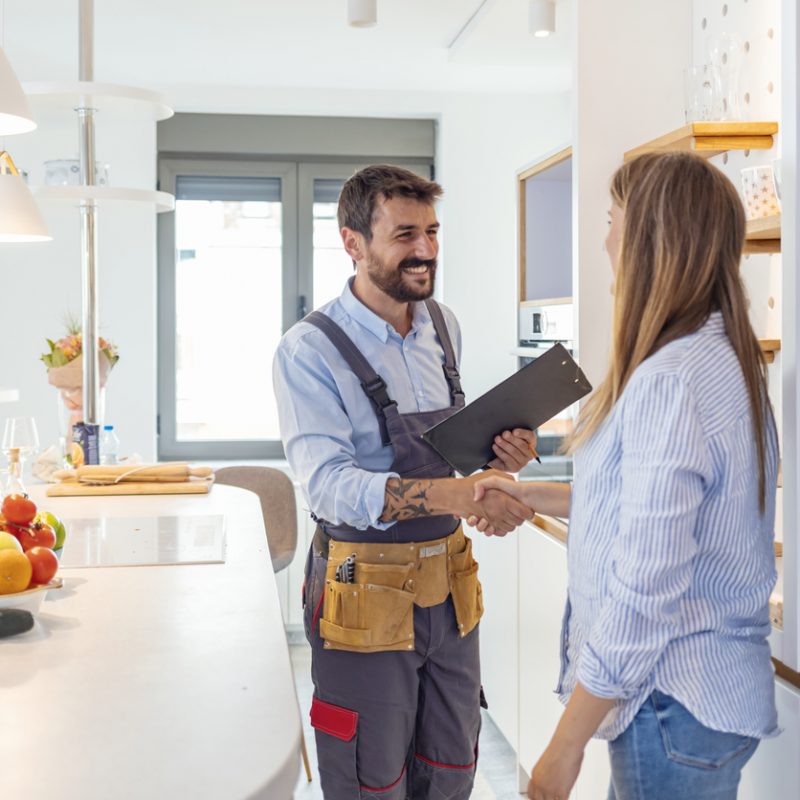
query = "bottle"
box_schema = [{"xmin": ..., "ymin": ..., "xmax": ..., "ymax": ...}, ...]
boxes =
[{"xmin": 100, "ymin": 425, "xmax": 120, "ymax": 465}]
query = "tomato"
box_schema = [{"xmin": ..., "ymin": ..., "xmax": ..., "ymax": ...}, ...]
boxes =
[
  {"xmin": 1, "ymin": 494, "xmax": 37, "ymax": 526},
  {"xmin": 26, "ymin": 547, "xmax": 58, "ymax": 585},
  {"xmin": 16, "ymin": 522, "xmax": 56, "ymax": 552}
]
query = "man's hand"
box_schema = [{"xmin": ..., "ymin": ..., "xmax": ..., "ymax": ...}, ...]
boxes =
[
  {"xmin": 527, "ymin": 740, "xmax": 583, "ymax": 800},
  {"xmin": 469, "ymin": 475, "xmax": 536, "ymax": 536},
  {"xmin": 487, "ymin": 428, "xmax": 538, "ymax": 473},
  {"xmin": 453, "ymin": 471, "xmax": 533, "ymax": 534}
]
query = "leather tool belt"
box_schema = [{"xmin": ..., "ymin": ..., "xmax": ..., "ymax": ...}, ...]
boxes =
[{"xmin": 320, "ymin": 525, "xmax": 484, "ymax": 653}]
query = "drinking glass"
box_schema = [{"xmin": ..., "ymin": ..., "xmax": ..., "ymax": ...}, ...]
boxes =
[
  {"xmin": 707, "ymin": 33, "xmax": 744, "ymax": 121},
  {"xmin": 683, "ymin": 64, "xmax": 721, "ymax": 123},
  {"xmin": 2, "ymin": 416, "xmax": 40, "ymax": 494}
]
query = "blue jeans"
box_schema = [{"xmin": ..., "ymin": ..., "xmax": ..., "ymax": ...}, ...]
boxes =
[{"xmin": 607, "ymin": 691, "xmax": 759, "ymax": 800}]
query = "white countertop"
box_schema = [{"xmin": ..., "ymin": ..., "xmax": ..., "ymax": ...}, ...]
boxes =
[{"xmin": 1, "ymin": 485, "xmax": 301, "ymax": 800}]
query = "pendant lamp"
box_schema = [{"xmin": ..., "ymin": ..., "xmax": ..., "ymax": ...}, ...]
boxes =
[
  {"xmin": 0, "ymin": 46, "xmax": 36, "ymax": 135},
  {"xmin": 0, "ymin": 151, "xmax": 51, "ymax": 242}
]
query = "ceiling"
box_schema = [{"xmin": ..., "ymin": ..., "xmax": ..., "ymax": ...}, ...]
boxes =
[{"xmin": 4, "ymin": 0, "xmax": 572, "ymax": 96}]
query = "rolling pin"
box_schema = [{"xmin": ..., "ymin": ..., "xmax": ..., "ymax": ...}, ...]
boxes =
[{"xmin": 54, "ymin": 463, "xmax": 214, "ymax": 484}]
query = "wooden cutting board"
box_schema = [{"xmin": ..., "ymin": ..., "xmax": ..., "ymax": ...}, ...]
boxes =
[{"xmin": 46, "ymin": 481, "xmax": 212, "ymax": 497}]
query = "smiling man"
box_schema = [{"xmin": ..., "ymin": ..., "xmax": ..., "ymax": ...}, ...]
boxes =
[{"xmin": 273, "ymin": 165, "xmax": 536, "ymax": 799}]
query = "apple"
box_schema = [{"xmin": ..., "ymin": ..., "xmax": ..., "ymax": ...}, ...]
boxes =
[
  {"xmin": 34, "ymin": 511, "xmax": 66, "ymax": 550},
  {"xmin": 0, "ymin": 531, "xmax": 23, "ymax": 553}
]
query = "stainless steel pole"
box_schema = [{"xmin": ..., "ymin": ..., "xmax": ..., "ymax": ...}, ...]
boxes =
[{"xmin": 78, "ymin": 0, "xmax": 100, "ymax": 425}]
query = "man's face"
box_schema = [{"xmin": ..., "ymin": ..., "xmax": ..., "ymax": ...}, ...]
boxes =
[{"xmin": 362, "ymin": 196, "xmax": 440, "ymax": 302}]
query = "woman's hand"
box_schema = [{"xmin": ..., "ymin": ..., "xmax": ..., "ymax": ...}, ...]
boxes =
[
  {"xmin": 527, "ymin": 741, "xmax": 584, "ymax": 800},
  {"xmin": 487, "ymin": 428, "xmax": 538, "ymax": 473},
  {"xmin": 469, "ymin": 475, "xmax": 536, "ymax": 535}
]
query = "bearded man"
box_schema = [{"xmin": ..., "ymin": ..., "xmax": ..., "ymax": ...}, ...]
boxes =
[{"xmin": 273, "ymin": 164, "xmax": 536, "ymax": 799}]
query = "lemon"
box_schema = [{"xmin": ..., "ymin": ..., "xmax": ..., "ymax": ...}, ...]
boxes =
[{"xmin": 69, "ymin": 441, "xmax": 85, "ymax": 468}]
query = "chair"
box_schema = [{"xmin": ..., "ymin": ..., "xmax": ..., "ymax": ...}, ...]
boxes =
[
  {"xmin": 214, "ymin": 466, "xmax": 313, "ymax": 783},
  {"xmin": 214, "ymin": 466, "xmax": 298, "ymax": 572}
]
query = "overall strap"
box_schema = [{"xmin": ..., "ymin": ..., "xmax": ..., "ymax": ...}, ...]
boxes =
[
  {"xmin": 424, "ymin": 299, "xmax": 464, "ymax": 404},
  {"xmin": 304, "ymin": 311, "xmax": 396, "ymax": 446}
]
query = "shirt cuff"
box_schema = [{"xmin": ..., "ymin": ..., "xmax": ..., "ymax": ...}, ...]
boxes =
[
  {"xmin": 363, "ymin": 471, "xmax": 400, "ymax": 531},
  {"xmin": 576, "ymin": 642, "xmax": 640, "ymax": 701}
]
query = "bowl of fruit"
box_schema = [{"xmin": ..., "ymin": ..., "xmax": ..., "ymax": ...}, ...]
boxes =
[{"xmin": 0, "ymin": 493, "xmax": 66, "ymax": 614}]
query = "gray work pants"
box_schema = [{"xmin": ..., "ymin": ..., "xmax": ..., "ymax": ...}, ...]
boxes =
[{"xmin": 304, "ymin": 551, "xmax": 482, "ymax": 799}]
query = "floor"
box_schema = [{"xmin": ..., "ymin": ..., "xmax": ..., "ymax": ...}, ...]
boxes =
[{"xmin": 289, "ymin": 636, "xmax": 523, "ymax": 799}]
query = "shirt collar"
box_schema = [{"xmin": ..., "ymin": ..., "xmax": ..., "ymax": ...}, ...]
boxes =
[{"xmin": 339, "ymin": 277, "xmax": 431, "ymax": 342}]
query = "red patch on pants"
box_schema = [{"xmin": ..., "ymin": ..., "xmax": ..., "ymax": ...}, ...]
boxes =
[{"xmin": 310, "ymin": 696, "xmax": 358, "ymax": 742}]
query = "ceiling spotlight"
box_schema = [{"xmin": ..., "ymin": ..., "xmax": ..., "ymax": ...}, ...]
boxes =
[
  {"xmin": 529, "ymin": 0, "xmax": 555, "ymax": 38},
  {"xmin": 348, "ymin": 0, "xmax": 377, "ymax": 28}
]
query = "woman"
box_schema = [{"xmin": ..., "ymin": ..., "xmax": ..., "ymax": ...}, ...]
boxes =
[{"xmin": 476, "ymin": 152, "xmax": 779, "ymax": 799}]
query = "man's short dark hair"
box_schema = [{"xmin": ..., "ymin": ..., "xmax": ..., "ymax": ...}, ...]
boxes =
[{"xmin": 338, "ymin": 165, "xmax": 443, "ymax": 241}]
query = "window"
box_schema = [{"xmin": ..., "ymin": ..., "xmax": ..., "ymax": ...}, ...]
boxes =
[{"xmin": 158, "ymin": 158, "xmax": 432, "ymax": 459}]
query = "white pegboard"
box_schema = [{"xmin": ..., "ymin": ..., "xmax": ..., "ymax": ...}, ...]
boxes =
[{"xmin": 693, "ymin": 0, "xmax": 783, "ymax": 465}]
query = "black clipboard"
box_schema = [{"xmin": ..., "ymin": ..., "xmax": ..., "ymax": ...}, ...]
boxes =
[{"xmin": 421, "ymin": 343, "xmax": 592, "ymax": 475}]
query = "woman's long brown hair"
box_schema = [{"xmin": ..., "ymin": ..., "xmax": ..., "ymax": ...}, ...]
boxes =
[{"xmin": 568, "ymin": 151, "xmax": 773, "ymax": 511}]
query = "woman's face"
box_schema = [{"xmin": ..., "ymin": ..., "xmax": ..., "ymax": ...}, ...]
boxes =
[{"xmin": 605, "ymin": 203, "xmax": 624, "ymax": 275}]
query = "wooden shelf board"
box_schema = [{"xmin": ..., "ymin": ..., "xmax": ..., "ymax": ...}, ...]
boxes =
[
  {"xmin": 624, "ymin": 122, "xmax": 778, "ymax": 162},
  {"xmin": 744, "ymin": 214, "xmax": 781, "ymax": 254},
  {"xmin": 759, "ymin": 339, "xmax": 780, "ymax": 364},
  {"xmin": 520, "ymin": 297, "xmax": 572, "ymax": 307}
]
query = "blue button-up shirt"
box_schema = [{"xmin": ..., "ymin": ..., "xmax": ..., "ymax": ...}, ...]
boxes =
[
  {"xmin": 560, "ymin": 312, "xmax": 779, "ymax": 739},
  {"xmin": 273, "ymin": 279, "xmax": 461, "ymax": 531}
]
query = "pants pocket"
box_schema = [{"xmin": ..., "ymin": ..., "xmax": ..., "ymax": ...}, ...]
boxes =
[
  {"xmin": 449, "ymin": 561, "xmax": 484, "ymax": 638},
  {"xmin": 652, "ymin": 691, "xmax": 758, "ymax": 770},
  {"xmin": 320, "ymin": 580, "xmax": 416, "ymax": 653},
  {"xmin": 311, "ymin": 697, "xmax": 361, "ymax": 795}
]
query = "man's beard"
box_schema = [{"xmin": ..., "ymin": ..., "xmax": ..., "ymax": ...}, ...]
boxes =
[{"xmin": 365, "ymin": 252, "xmax": 438, "ymax": 302}]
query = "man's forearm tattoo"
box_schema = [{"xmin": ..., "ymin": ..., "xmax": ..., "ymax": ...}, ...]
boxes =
[{"xmin": 382, "ymin": 478, "xmax": 435, "ymax": 521}]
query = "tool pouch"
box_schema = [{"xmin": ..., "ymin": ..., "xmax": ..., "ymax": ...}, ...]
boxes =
[
  {"xmin": 320, "ymin": 558, "xmax": 416, "ymax": 653},
  {"xmin": 320, "ymin": 526, "xmax": 483, "ymax": 653},
  {"xmin": 447, "ymin": 535, "xmax": 484, "ymax": 638}
]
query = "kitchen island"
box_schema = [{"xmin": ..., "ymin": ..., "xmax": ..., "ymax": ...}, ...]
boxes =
[{"xmin": 1, "ymin": 484, "xmax": 301, "ymax": 800}]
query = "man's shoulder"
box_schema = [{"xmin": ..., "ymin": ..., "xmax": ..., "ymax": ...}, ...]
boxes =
[{"xmin": 278, "ymin": 297, "xmax": 345, "ymax": 358}]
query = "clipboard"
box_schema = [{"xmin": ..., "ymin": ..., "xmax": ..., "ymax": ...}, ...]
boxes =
[{"xmin": 421, "ymin": 343, "xmax": 592, "ymax": 475}]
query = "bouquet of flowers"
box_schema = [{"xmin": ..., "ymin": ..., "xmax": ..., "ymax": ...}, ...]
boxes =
[{"xmin": 41, "ymin": 320, "xmax": 119, "ymax": 434}]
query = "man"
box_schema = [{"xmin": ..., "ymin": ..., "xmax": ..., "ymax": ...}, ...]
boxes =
[{"xmin": 273, "ymin": 165, "xmax": 536, "ymax": 799}]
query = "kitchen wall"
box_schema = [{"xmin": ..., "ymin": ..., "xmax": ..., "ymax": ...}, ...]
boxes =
[{"xmin": 0, "ymin": 79, "xmax": 570, "ymax": 464}]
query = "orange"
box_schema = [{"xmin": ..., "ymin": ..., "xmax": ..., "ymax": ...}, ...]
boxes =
[{"xmin": 0, "ymin": 549, "xmax": 33, "ymax": 594}]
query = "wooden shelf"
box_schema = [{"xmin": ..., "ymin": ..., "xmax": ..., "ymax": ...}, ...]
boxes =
[
  {"xmin": 759, "ymin": 339, "xmax": 781, "ymax": 363},
  {"xmin": 744, "ymin": 214, "xmax": 781, "ymax": 254},
  {"xmin": 624, "ymin": 121, "xmax": 778, "ymax": 162},
  {"xmin": 531, "ymin": 514, "xmax": 568, "ymax": 545}
]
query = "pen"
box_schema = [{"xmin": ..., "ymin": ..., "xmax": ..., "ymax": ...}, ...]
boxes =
[{"xmin": 530, "ymin": 442, "xmax": 542, "ymax": 465}]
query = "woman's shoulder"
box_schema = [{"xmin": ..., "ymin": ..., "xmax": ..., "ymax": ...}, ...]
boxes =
[{"xmin": 626, "ymin": 316, "xmax": 744, "ymax": 431}]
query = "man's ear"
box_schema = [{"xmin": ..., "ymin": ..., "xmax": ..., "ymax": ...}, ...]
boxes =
[{"xmin": 341, "ymin": 227, "xmax": 366, "ymax": 264}]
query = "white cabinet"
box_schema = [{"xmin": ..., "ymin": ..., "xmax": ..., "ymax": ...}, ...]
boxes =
[{"xmin": 516, "ymin": 522, "xmax": 610, "ymax": 798}]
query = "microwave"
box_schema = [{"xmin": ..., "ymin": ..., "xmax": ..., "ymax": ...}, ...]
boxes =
[{"xmin": 519, "ymin": 302, "xmax": 574, "ymax": 344}]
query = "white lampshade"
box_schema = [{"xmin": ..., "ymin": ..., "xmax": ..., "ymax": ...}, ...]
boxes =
[
  {"xmin": 0, "ymin": 47, "xmax": 36, "ymax": 135},
  {"xmin": 348, "ymin": 0, "xmax": 377, "ymax": 28},
  {"xmin": 529, "ymin": 0, "xmax": 555, "ymax": 37},
  {"xmin": 0, "ymin": 171, "xmax": 51, "ymax": 242}
]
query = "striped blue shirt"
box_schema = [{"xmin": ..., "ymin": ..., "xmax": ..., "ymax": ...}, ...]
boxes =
[
  {"xmin": 558, "ymin": 312, "xmax": 779, "ymax": 740},
  {"xmin": 273, "ymin": 278, "xmax": 461, "ymax": 530}
]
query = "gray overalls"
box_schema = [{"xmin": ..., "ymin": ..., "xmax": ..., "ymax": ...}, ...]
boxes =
[{"xmin": 301, "ymin": 299, "xmax": 483, "ymax": 800}]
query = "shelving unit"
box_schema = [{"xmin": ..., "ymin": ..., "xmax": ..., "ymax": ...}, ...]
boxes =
[
  {"xmin": 23, "ymin": 81, "xmax": 173, "ymax": 121},
  {"xmin": 744, "ymin": 214, "xmax": 781, "ymax": 254},
  {"xmin": 623, "ymin": 121, "xmax": 779, "ymax": 162},
  {"xmin": 35, "ymin": 185, "xmax": 174, "ymax": 213}
]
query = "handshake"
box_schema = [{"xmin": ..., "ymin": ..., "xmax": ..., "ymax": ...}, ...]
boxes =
[{"xmin": 453, "ymin": 471, "xmax": 536, "ymax": 536}]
